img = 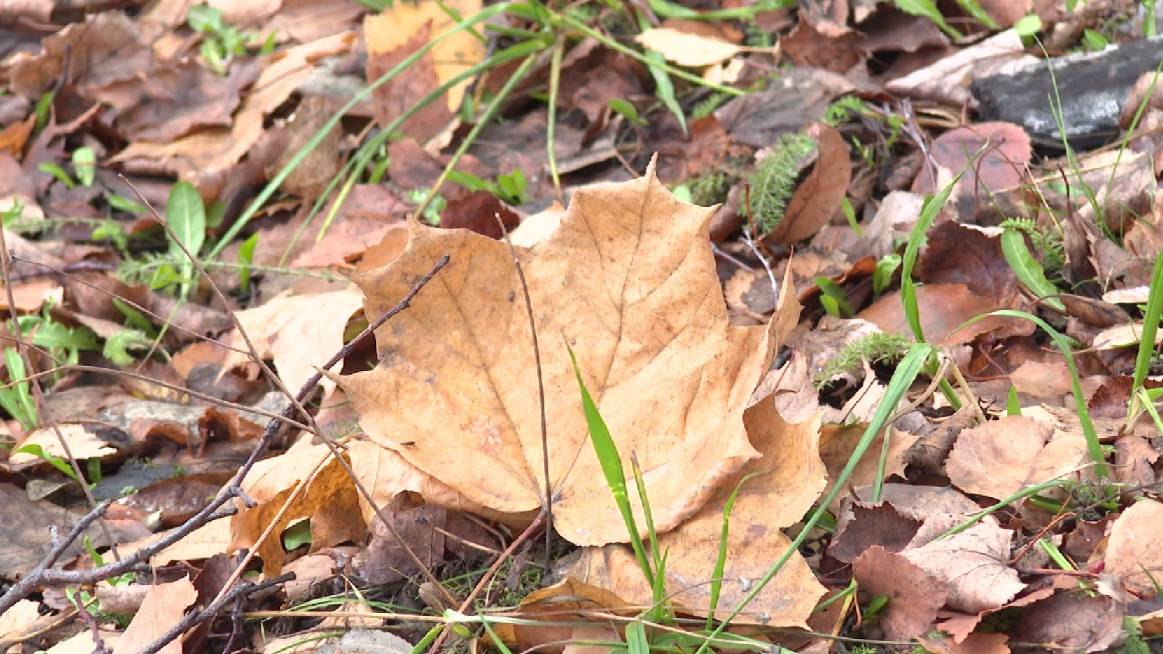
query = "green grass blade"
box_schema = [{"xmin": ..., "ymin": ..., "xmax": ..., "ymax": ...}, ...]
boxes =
[
  {"xmin": 626, "ymin": 621, "xmax": 649, "ymax": 654},
  {"xmin": 1007, "ymin": 386, "xmax": 1021, "ymax": 416},
  {"xmin": 207, "ymin": 1, "xmax": 514, "ymax": 258},
  {"xmin": 645, "ymin": 52, "xmax": 687, "ymax": 136},
  {"xmin": 901, "ymin": 176, "xmax": 960, "ymax": 343},
  {"xmin": 1000, "ymin": 228, "xmax": 1065, "ymax": 311},
  {"xmin": 1128, "ymin": 251, "xmax": 1163, "ymax": 425},
  {"xmin": 567, "ymin": 344, "xmax": 655, "ymax": 587},
  {"xmin": 706, "ymin": 471, "xmax": 760, "ymax": 630},
  {"xmin": 694, "ymin": 343, "xmax": 932, "ymax": 654}
]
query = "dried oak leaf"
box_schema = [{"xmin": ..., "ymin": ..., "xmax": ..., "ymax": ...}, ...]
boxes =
[{"xmin": 339, "ymin": 165, "xmax": 782, "ymax": 546}]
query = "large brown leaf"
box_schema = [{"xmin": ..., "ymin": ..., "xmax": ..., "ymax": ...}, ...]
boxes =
[{"xmin": 339, "ymin": 165, "xmax": 779, "ymax": 545}]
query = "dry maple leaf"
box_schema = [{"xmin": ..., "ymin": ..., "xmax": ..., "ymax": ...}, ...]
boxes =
[{"xmin": 339, "ymin": 163, "xmax": 780, "ymax": 546}]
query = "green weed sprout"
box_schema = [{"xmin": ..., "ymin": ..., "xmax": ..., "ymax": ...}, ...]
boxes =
[
  {"xmin": 745, "ymin": 131, "xmax": 816, "ymax": 234},
  {"xmin": 814, "ymin": 332, "xmax": 912, "ymax": 387}
]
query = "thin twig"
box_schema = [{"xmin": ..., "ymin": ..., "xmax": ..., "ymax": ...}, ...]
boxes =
[
  {"xmin": 493, "ymin": 212, "xmax": 553, "ymax": 571},
  {"xmin": 134, "ymin": 573, "xmax": 294, "ymax": 654},
  {"xmin": 428, "ymin": 511, "xmax": 548, "ymax": 652}
]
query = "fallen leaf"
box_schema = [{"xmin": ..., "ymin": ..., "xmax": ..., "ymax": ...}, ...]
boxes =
[
  {"xmin": 918, "ymin": 122, "xmax": 1031, "ymax": 199},
  {"xmin": 1011, "ymin": 591, "xmax": 1123, "ymax": 653},
  {"xmin": 766, "ymin": 123, "xmax": 851, "ymax": 245},
  {"xmin": 0, "ymin": 483, "xmax": 111, "ymax": 577},
  {"xmin": 364, "ymin": 0, "xmax": 485, "ymax": 143},
  {"xmin": 1105, "ymin": 499, "xmax": 1163, "ymax": 597},
  {"xmin": 829, "ymin": 500, "xmax": 922, "ymax": 563},
  {"xmin": 903, "ymin": 519, "xmax": 1025, "ymax": 614},
  {"xmin": 230, "ymin": 439, "xmax": 365, "ymax": 576},
  {"xmin": 8, "ymin": 424, "xmax": 117, "ymax": 469},
  {"xmin": 0, "ymin": 599, "xmax": 40, "ymax": 642},
  {"xmin": 945, "ymin": 415, "xmax": 1090, "ymax": 501},
  {"xmin": 885, "ymin": 30, "xmax": 1034, "ymax": 107},
  {"xmin": 226, "ymin": 285, "xmax": 364, "ymax": 397},
  {"xmin": 340, "ymin": 165, "xmax": 782, "ymax": 546},
  {"xmin": 853, "ymin": 546, "xmax": 948, "ymax": 639},
  {"xmin": 112, "ymin": 576, "xmax": 198, "ymax": 654},
  {"xmin": 572, "ymin": 396, "xmax": 827, "ymax": 625},
  {"xmin": 635, "ymin": 27, "xmax": 747, "ymax": 68},
  {"xmin": 112, "ymin": 31, "xmax": 356, "ymax": 187}
]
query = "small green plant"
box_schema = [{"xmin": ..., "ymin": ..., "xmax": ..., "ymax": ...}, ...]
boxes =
[
  {"xmin": 407, "ymin": 187, "xmax": 446, "ymax": 224},
  {"xmin": 18, "ymin": 306, "xmax": 100, "ymax": 367},
  {"xmin": 815, "ymin": 278, "xmax": 853, "ymax": 317},
  {"xmin": 745, "ymin": 131, "xmax": 816, "ymax": 233},
  {"xmin": 688, "ymin": 169, "xmax": 733, "ymax": 207},
  {"xmin": 814, "ymin": 332, "xmax": 912, "ymax": 387},
  {"xmin": 187, "ymin": 4, "xmax": 249, "ymax": 74},
  {"xmin": 238, "ymin": 232, "xmax": 260, "ymax": 296},
  {"xmin": 998, "ymin": 218, "xmax": 1065, "ymax": 311},
  {"xmin": 0, "ymin": 348, "xmax": 37, "ymax": 430},
  {"xmin": 72, "ymin": 147, "xmax": 96, "ymax": 187},
  {"xmin": 447, "ymin": 168, "xmax": 529, "ymax": 205},
  {"xmin": 103, "ymin": 329, "xmax": 154, "ymax": 366},
  {"xmin": 608, "ymin": 98, "xmax": 646, "ymax": 126}
]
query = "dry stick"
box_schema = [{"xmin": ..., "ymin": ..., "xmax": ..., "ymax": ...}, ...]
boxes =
[
  {"xmin": 428, "ymin": 511, "xmax": 549, "ymax": 653},
  {"xmin": 0, "ymin": 256, "xmax": 448, "ymax": 617},
  {"xmin": 0, "ymin": 226, "xmax": 119, "ymax": 558},
  {"xmin": 123, "ymin": 177, "xmax": 458, "ymax": 606},
  {"xmin": 492, "ymin": 212, "xmax": 553, "ymax": 569},
  {"xmin": 134, "ymin": 573, "xmax": 294, "ymax": 654}
]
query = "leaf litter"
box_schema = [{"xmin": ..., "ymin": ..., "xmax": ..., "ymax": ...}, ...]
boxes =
[{"xmin": 3, "ymin": 1, "xmax": 1163, "ymax": 653}]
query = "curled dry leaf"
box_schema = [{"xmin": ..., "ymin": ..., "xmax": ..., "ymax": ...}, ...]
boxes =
[
  {"xmin": 852, "ymin": 546, "xmax": 948, "ymax": 640},
  {"xmin": 945, "ymin": 415, "xmax": 1090, "ymax": 501},
  {"xmin": 766, "ymin": 123, "xmax": 851, "ymax": 245},
  {"xmin": 340, "ymin": 165, "xmax": 783, "ymax": 546},
  {"xmin": 903, "ymin": 518, "xmax": 1025, "ymax": 614},
  {"xmin": 635, "ymin": 27, "xmax": 746, "ymax": 68},
  {"xmin": 226, "ymin": 285, "xmax": 365, "ymax": 397},
  {"xmin": 230, "ymin": 440, "xmax": 365, "ymax": 576}
]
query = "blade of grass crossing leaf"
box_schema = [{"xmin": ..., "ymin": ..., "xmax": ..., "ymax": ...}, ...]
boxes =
[
  {"xmin": 644, "ymin": 52, "xmax": 687, "ymax": 136},
  {"xmin": 409, "ymin": 625, "xmax": 443, "ymax": 654},
  {"xmin": 1000, "ymin": 228, "xmax": 1065, "ymax": 311},
  {"xmin": 893, "ymin": 0, "xmax": 962, "ymax": 38},
  {"xmin": 1129, "ymin": 250, "xmax": 1163, "ymax": 426},
  {"xmin": 480, "ymin": 618, "xmax": 515, "ymax": 654},
  {"xmin": 546, "ymin": 38, "xmax": 564, "ymax": 199},
  {"xmin": 631, "ymin": 456, "xmax": 663, "ymax": 575},
  {"xmin": 982, "ymin": 310, "xmax": 1108, "ymax": 478},
  {"xmin": 694, "ymin": 343, "xmax": 932, "ymax": 654},
  {"xmin": 567, "ymin": 344, "xmax": 655, "ymax": 587},
  {"xmin": 1137, "ymin": 388, "xmax": 1163, "ymax": 435},
  {"xmin": 207, "ymin": 1, "xmax": 514, "ymax": 258},
  {"xmin": 707, "ymin": 471, "xmax": 761, "ymax": 630}
]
